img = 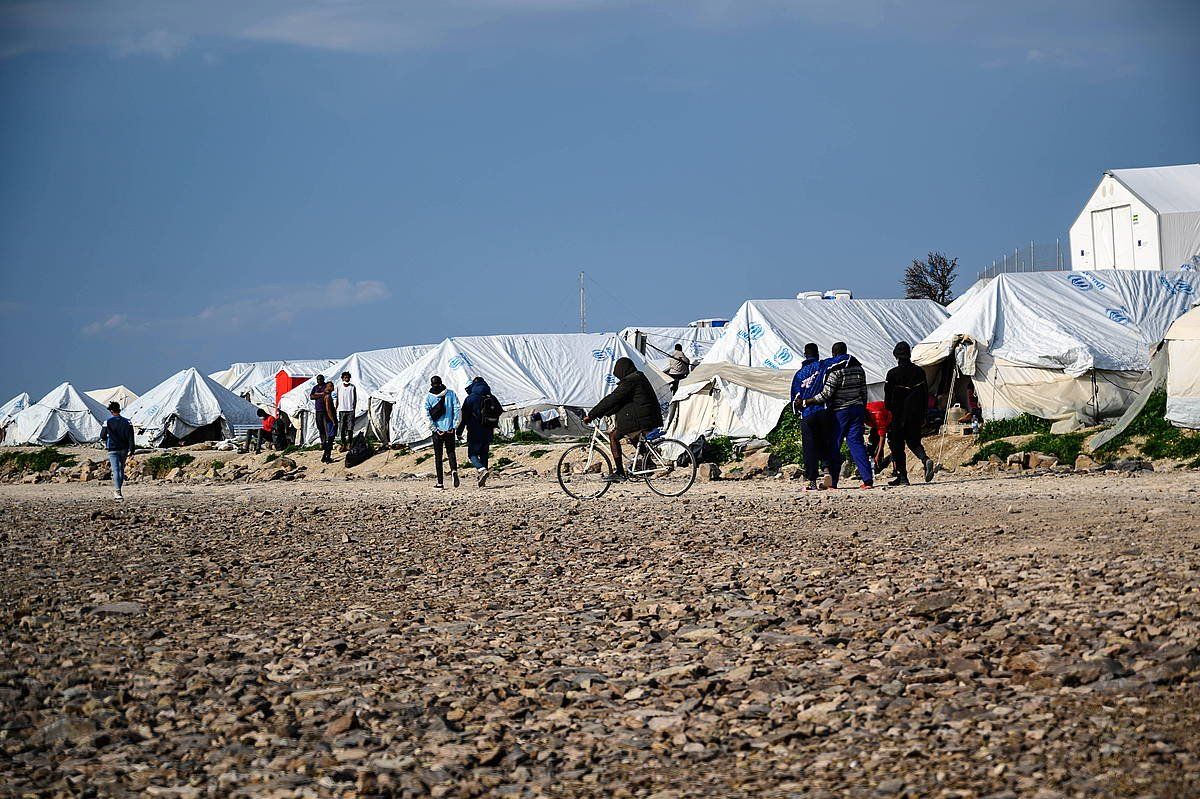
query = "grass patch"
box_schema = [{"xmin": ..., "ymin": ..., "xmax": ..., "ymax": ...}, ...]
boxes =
[
  {"xmin": 970, "ymin": 440, "xmax": 1017, "ymax": 463},
  {"xmin": 495, "ymin": 456, "xmax": 514, "ymax": 468},
  {"xmin": 978, "ymin": 413, "xmax": 1052, "ymax": 442},
  {"xmin": 0, "ymin": 447, "xmax": 77, "ymax": 473},
  {"xmin": 414, "ymin": 453, "xmax": 431, "ymax": 465},
  {"xmin": 142, "ymin": 453, "xmax": 194, "ymax": 478},
  {"xmin": 210, "ymin": 460, "xmax": 225, "ymax": 471},
  {"xmin": 1026, "ymin": 432, "xmax": 1087, "ymax": 464},
  {"xmin": 765, "ymin": 410, "xmax": 805, "ymax": 465},
  {"xmin": 1096, "ymin": 389, "xmax": 1200, "ymax": 462},
  {"xmin": 705, "ymin": 436, "xmax": 735, "ymax": 465},
  {"xmin": 264, "ymin": 453, "xmax": 278, "ymax": 463},
  {"xmin": 511, "ymin": 430, "xmax": 548, "ymax": 444},
  {"xmin": 529, "ymin": 449, "xmax": 550, "ymax": 459}
]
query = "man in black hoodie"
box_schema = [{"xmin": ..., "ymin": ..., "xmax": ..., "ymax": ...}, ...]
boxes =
[
  {"xmin": 584, "ymin": 357, "xmax": 663, "ymax": 481},
  {"xmin": 884, "ymin": 341, "xmax": 936, "ymax": 484}
]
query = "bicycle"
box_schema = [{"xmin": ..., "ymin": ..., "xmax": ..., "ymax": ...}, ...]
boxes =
[{"xmin": 555, "ymin": 421, "xmax": 697, "ymax": 500}]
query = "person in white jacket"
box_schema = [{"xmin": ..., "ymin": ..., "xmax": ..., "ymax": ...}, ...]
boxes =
[
  {"xmin": 336, "ymin": 371, "xmax": 358, "ymax": 452},
  {"xmin": 424, "ymin": 375, "xmax": 462, "ymax": 489}
]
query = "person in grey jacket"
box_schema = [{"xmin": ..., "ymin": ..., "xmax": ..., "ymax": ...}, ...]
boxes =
[
  {"xmin": 99, "ymin": 402, "xmax": 136, "ymax": 500},
  {"xmin": 803, "ymin": 341, "xmax": 874, "ymax": 488}
]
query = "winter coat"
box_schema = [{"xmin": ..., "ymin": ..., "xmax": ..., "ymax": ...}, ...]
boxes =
[
  {"xmin": 790, "ymin": 356, "xmax": 826, "ymax": 419},
  {"xmin": 589, "ymin": 369, "xmax": 663, "ymax": 435},
  {"xmin": 811, "ymin": 354, "xmax": 867, "ymax": 411},
  {"xmin": 460, "ymin": 378, "xmax": 494, "ymax": 439},
  {"xmin": 425, "ymin": 388, "xmax": 461, "ymax": 435},
  {"xmin": 884, "ymin": 360, "xmax": 928, "ymax": 428}
]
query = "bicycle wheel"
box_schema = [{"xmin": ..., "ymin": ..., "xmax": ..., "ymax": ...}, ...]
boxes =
[
  {"xmin": 556, "ymin": 444, "xmax": 614, "ymax": 500},
  {"xmin": 641, "ymin": 438, "xmax": 697, "ymax": 497}
]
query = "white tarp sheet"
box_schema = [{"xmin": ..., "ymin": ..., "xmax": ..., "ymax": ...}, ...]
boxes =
[
  {"xmin": 125, "ymin": 368, "xmax": 262, "ymax": 446},
  {"xmin": 279, "ymin": 345, "xmax": 434, "ymax": 445},
  {"xmin": 0, "ymin": 392, "xmax": 31, "ymax": 430},
  {"xmin": 619, "ymin": 326, "xmax": 727, "ymax": 370},
  {"xmin": 86, "ymin": 385, "xmax": 139, "ymax": 410},
  {"xmin": 2, "ymin": 383, "xmax": 109, "ymax": 446},
  {"xmin": 370, "ymin": 333, "xmax": 672, "ymax": 445},
  {"xmin": 210, "ymin": 359, "xmax": 336, "ymax": 399},
  {"xmin": 1165, "ymin": 305, "xmax": 1200, "ymax": 428}
]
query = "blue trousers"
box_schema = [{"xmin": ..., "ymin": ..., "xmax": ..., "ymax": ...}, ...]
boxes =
[
  {"xmin": 834, "ymin": 405, "xmax": 874, "ymax": 486},
  {"xmin": 107, "ymin": 451, "xmax": 128, "ymax": 493},
  {"xmin": 466, "ymin": 424, "xmax": 492, "ymax": 470}
]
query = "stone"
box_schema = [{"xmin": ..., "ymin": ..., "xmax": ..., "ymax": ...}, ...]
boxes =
[
  {"xmin": 1074, "ymin": 454, "xmax": 1099, "ymax": 471},
  {"xmin": 740, "ymin": 450, "xmax": 776, "ymax": 477},
  {"xmin": 1029, "ymin": 452, "xmax": 1058, "ymax": 469},
  {"xmin": 697, "ymin": 463, "xmax": 721, "ymax": 481},
  {"xmin": 34, "ymin": 716, "xmax": 97, "ymax": 746},
  {"xmin": 92, "ymin": 601, "xmax": 144, "ymax": 616},
  {"xmin": 779, "ymin": 463, "xmax": 803, "ymax": 480}
]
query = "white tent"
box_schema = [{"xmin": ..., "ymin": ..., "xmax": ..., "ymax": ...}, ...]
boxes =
[
  {"xmin": 86, "ymin": 385, "xmax": 139, "ymax": 410},
  {"xmin": 235, "ymin": 360, "xmax": 339, "ymax": 411},
  {"xmin": 1165, "ymin": 305, "xmax": 1200, "ymax": 429},
  {"xmin": 619, "ymin": 326, "xmax": 727, "ymax": 371},
  {"xmin": 125, "ymin": 367, "xmax": 262, "ymax": 446},
  {"xmin": 1070, "ymin": 164, "xmax": 1200, "ymax": 271},
  {"xmin": 209, "ymin": 359, "xmax": 336, "ymax": 399},
  {"xmin": 668, "ymin": 298, "xmax": 950, "ymax": 442},
  {"xmin": 279, "ymin": 345, "xmax": 434, "ymax": 445},
  {"xmin": 2, "ymin": 383, "xmax": 109, "ymax": 446},
  {"xmin": 369, "ymin": 333, "xmax": 673, "ymax": 446},
  {"xmin": 0, "ymin": 392, "xmax": 31, "ymax": 430},
  {"xmin": 913, "ymin": 270, "xmax": 1198, "ymax": 430}
]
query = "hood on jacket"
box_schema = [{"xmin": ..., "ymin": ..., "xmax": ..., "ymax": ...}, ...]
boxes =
[
  {"xmin": 467, "ymin": 377, "xmax": 491, "ymax": 396},
  {"xmin": 824, "ymin": 353, "xmax": 858, "ymax": 369},
  {"xmin": 613, "ymin": 357, "xmax": 637, "ymax": 380}
]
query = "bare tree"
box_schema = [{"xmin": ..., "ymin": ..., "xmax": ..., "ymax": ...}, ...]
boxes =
[{"xmin": 903, "ymin": 251, "xmax": 958, "ymax": 304}]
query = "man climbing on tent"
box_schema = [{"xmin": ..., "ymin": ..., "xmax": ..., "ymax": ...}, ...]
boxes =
[
  {"xmin": 790, "ymin": 343, "xmax": 836, "ymax": 491},
  {"xmin": 803, "ymin": 342, "xmax": 874, "ymax": 489},
  {"xmin": 665, "ymin": 344, "xmax": 691, "ymax": 393},
  {"xmin": 583, "ymin": 356, "xmax": 664, "ymax": 483},
  {"xmin": 884, "ymin": 341, "xmax": 936, "ymax": 485}
]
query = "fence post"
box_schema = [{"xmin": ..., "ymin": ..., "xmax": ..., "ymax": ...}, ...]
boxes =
[
  {"xmin": 1057, "ymin": 238, "xmax": 1062, "ymax": 270},
  {"xmin": 1031, "ymin": 241, "xmax": 1035, "ymax": 271}
]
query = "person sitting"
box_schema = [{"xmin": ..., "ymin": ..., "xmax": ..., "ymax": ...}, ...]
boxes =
[
  {"xmin": 583, "ymin": 357, "xmax": 664, "ymax": 482},
  {"xmin": 246, "ymin": 408, "xmax": 276, "ymax": 454}
]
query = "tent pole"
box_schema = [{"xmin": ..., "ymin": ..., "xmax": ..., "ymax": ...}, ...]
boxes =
[{"xmin": 579, "ymin": 272, "xmax": 586, "ymax": 333}]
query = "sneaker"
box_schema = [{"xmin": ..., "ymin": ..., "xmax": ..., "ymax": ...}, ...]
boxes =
[
  {"xmin": 113, "ymin": 491, "xmax": 123, "ymax": 500},
  {"xmin": 433, "ymin": 483, "xmax": 445, "ymax": 490},
  {"xmin": 887, "ymin": 476, "xmax": 910, "ymax": 487},
  {"xmin": 859, "ymin": 482, "xmax": 874, "ymax": 489},
  {"xmin": 804, "ymin": 481, "xmax": 819, "ymax": 492},
  {"xmin": 923, "ymin": 459, "xmax": 936, "ymax": 483},
  {"xmin": 478, "ymin": 469, "xmax": 490, "ymax": 487},
  {"xmin": 602, "ymin": 471, "xmax": 628, "ymax": 483},
  {"xmin": 452, "ymin": 471, "xmax": 461, "ymax": 488}
]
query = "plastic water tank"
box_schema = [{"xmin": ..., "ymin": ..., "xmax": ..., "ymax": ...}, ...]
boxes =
[
  {"xmin": 796, "ymin": 291, "xmax": 824, "ymax": 300},
  {"xmin": 823, "ymin": 289, "xmax": 853, "ymax": 300}
]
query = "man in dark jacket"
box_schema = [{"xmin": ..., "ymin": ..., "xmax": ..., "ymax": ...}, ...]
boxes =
[
  {"xmin": 884, "ymin": 341, "xmax": 935, "ymax": 485},
  {"xmin": 584, "ymin": 357, "xmax": 663, "ymax": 481},
  {"xmin": 457, "ymin": 376, "xmax": 496, "ymax": 487},
  {"xmin": 804, "ymin": 341, "xmax": 873, "ymax": 488},
  {"xmin": 99, "ymin": 402, "xmax": 135, "ymax": 500},
  {"xmin": 790, "ymin": 343, "xmax": 835, "ymax": 490}
]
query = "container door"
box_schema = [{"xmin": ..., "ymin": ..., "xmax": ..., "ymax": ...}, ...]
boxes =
[
  {"xmin": 1091, "ymin": 208, "xmax": 1115, "ymax": 269},
  {"xmin": 1111, "ymin": 205, "xmax": 1135, "ymax": 268}
]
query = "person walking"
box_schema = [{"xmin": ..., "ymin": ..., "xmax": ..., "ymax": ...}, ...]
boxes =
[
  {"xmin": 790, "ymin": 343, "xmax": 835, "ymax": 491},
  {"xmin": 884, "ymin": 341, "xmax": 936, "ymax": 485},
  {"xmin": 458, "ymin": 376, "xmax": 498, "ymax": 487},
  {"xmin": 336, "ymin": 371, "xmax": 357, "ymax": 452},
  {"xmin": 803, "ymin": 341, "xmax": 874, "ymax": 489},
  {"xmin": 99, "ymin": 402, "xmax": 135, "ymax": 500},
  {"xmin": 425, "ymin": 376, "xmax": 461, "ymax": 489},
  {"xmin": 665, "ymin": 344, "xmax": 691, "ymax": 393},
  {"xmin": 310, "ymin": 375, "xmax": 335, "ymax": 463}
]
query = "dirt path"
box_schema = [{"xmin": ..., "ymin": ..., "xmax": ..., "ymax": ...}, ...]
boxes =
[{"xmin": 2, "ymin": 471, "xmax": 1199, "ymax": 797}]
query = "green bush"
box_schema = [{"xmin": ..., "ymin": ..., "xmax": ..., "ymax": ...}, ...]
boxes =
[
  {"xmin": 1025, "ymin": 432, "xmax": 1087, "ymax": 465},
  {"xmin": 511, "ymin": 431, "xmax": 548, "ymax": 444},
  {"xmin": 143, "ymin": 453, "xmax": 194, "ymax": 478},
  {"xmin": 528, "ymin": 449, "xmax": 550, "ymax": 459},
  {"xmin": 0, "ymin": 447, "xmax": 77, "ymax": 473},
  {"xmin": 210, "ymin": 460, "xmax": 225, "ymax": 471},
  {"xmin": 264, "ymin": 453, "xmax": 278, "ymax": 462},
  {"xmin": 765, "ymin": 410, "xmax": 805, "ymax": 465},
  {"xmin": 705, "ymin": 436, "xmax": 735, "ymax": 465},
  {"xmin": 971, "ymin": 440, "xmax": 1017, "ymax": 463},
  {"xmin": 495, "ymin": 456, "xmax": 514, "ymax": 468},
  {"xmin": 1096, "ymin": 389, "xmax": 1200, "ymax": 461},
  {"xmin": 978, "ymin": 413, "xmax": 1051, "ymax": 442}
]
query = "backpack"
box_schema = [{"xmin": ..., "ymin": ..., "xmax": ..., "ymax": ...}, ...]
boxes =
[
  {"xmin": 344, "ymin": 433, "xmax": 375, "ymax": 468},
  {"xmin": 480, "ymin": 394, "xmax": 503, "ymax": 427},
  {"xmin": 428, "ymin": 395, "xmax": 446, "ymax": 422}
]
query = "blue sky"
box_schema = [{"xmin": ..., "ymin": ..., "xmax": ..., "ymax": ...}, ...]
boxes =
[{"xmin": 1, "ymin": 0, "xmax": 1197, "ymax": 400}]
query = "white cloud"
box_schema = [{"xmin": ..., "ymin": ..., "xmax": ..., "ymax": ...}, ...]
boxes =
[
  {"xmin": 115, "ymin": 28, "xmax": 189, "ymax": 59},
  {"xmin": 82, "ymin": 313, "xmax": 135, "ymax": 336}
]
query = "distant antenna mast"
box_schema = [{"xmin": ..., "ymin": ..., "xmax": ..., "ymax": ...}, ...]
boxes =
[{"xmin": 579, "ymin": 271, "xmax": 586, "ymax": 333}]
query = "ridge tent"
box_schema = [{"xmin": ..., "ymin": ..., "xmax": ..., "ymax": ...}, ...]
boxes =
[
  {"xmin": 1070, "ymin": 164, "xmax": 1200, "ymax": 271},
  {"xmin": 619, "ymin": 326, "xmax": 727, "ymax": 371},
  {"xmin": 86, "ymin": 385, "xmax": 139, "ymax": 410},
  {"xmin": 125, "ymin": 367, "xmax": 262, "ymax": 447},
  {"xmin": 368, "ymin": 333, "xmax": 672, "ymax": 446},
  {"xmin": 278, "ymin": 345, "xmax": 434, "ymax": 445},
  {"xmin": 1165, "ymin": 305, "xmax": 1200, "ymax": 428},
  {"xmin": 667, "ymin": 299, "xmax": 949, "ymax": 442},
  {"xmin": 2, "ymin": 383, "xmax": 109, "ymax": 446},
  {"xmin": 912, "ymin": 270, "xmax": 1197, "ymax": 430}
]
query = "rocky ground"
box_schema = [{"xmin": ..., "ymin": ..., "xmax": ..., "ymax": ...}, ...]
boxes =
[{"xmin": 2, "ymin": 470, "xmax": 1199, "ymax": 798}]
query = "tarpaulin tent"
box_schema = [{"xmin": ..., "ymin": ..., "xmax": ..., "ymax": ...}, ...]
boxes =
[
  {"xmin": 667, "ymin": 298, "xmax": 949, "ymax": 442},
  {"xmin": 209, "ymin": 359, "xmax": 335, "ymax": 401},
  {"xmin": 125, "ymin": 367, "xmax": 262, "ymax": 447},
  {"xmin": 278, "ymin": 345, "xmax": 434, "ymax": 445},
  {"xmin": 1070, "ymin": 164, "xmax": 1200, "ymax": 271},
  {"xmin": 86, "ymin": 385, "xmax": 139, "ymax": 410},
  {"xmin": 912, "ymin": 270, "xmax": 1197, "ymax": 430},
  {"xmin": 619, "ymin": 326, "xmax": 727, "ymax": 371},
  {"xmin": 0, "ymin": 392, "xmax": 31, "ymax": 429},
  {"xmin": 368, "ymin": 333, "xmax": 672, "ymax": 446},
  {"xmin": 2, "ymin": 383, "xmax": 109, "ymax": 446},
  {"xmin": 1165, "ymin": 305, "xmax": 1200, "ymax": 428}
]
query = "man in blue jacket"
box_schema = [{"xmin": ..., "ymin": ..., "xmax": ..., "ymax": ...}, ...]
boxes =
[
  {"xmin": 425, "ymin": 375, "xmax": 462, "ymax": 490},
  {"xmin": 99, "ymin": 402, "xmax": 135, "ymax": 500},
  {"xmin": 803, "ymin": 341, "xmax": 874, "ymax": 489},
  {"xmin": 790, "ymin": 343, "xmax": 835, "ymax": 491}
]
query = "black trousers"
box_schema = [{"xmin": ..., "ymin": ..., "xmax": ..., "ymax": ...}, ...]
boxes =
[
  {"xmin": 800, "ymin": 410, "xmax": 834, "ymax": 483},
  {"xmin": 888, "ymin": 421, "xmax": 928, "ymax": 480},
  {"xmin": 432, "ymin": 431, "xmax": 458, "ymax": 483},
  {"xmin": 315, "ymin": 411, "xmax": 333, "ymax": 459}
]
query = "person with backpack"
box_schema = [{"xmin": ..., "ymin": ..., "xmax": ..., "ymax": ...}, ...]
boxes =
[
  {"xmin": 458, "ymin": 376, "xmax": 501, "ymax": 487},
  {"xmin": 425, "ymin": 375, "xmax": 462, "ymax": 490}
]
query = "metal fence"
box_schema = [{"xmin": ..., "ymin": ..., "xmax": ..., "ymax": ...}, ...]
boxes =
[{"xmin": 977, "ymin": 239, "xmax": 1066, "ymax": 280}]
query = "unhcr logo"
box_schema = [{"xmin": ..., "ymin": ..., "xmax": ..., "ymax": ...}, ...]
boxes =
[
  {"xmin": 1106, "ymin": 307, "xmax": 1131, "ymax": 325},
  {"xmin": 737, "ymin": 323, "xmax": 765, "ymax": 342},
  {"xmin": 448, "ymin": 353, "xmax": 473, "ymax": 370},
  {"xmin": 605, "ymin": 373, "xmax": 618, "ymax": 386},
  {"xmin": 1158, "ymin": 274, "xmax": 1195, "ymax": 296},
  {"xmin": 591, "ymin": 347, "xmax": 614, "ymax": 361},
  {"xmin": 1068, "ymin": 274, "xmax": 1091, "ymax": 291}
]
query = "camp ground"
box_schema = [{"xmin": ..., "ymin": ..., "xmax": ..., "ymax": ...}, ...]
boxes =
[
  {"xmin": 1, "ymin": 383, "xmax": 109, "ymax": 446},
  {"xmin": 912, "ymin": 269, "xmax": 1198, "ymax": 431},
  {"xmin": 278, "ymin": 345, "xmax": 434, "ymax": 445},
  {"xmin": 369, "ymin": 333, "xmax": 673, "ymax": 446},
  {"xmin": 667, "ymin": 298, "xmax": 949, "ymax": 442},
  {"xmin": 124, "ymin": 368, "xmax": 262, "ymax": 447}
]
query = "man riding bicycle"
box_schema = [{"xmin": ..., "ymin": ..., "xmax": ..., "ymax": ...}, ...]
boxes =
[{"xmin": 583, "ymin": 357, "xmax": 664, "ymax": 482}]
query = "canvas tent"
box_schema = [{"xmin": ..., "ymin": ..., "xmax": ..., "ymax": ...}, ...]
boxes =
[
  {"xmin": 125, "ymin": 367, "xmax": 262, "ymax": 447},
  {"xmin": 1165, "ymin": 305, "xmax": 1200, "ymax": 428},
  {"xmin": 620, "ymin": 326, "xmax": 726, "ymax": 372},
  {"xmin": 369, "ymin": 333, "xmax": 673, "ymax": 446},
  {"xmin": 0, "ymin": 392, "xmax": 31, "ymax": 429},
  {"xmin": 209, "ymin": 359, "xmax": 335, "ymax": 400},
  {"xmin": 1070, "ymin": 164, "xmax": 1200, "ymax": 272},
  {"xmin": 279, "ymin": 345, "xmax": 434, "ymax": 445},
  {"xmin": 912, "ymin": 270, "xmax": 1197, "ymax": 430},
  {"xmin": 667, "ymin": 299, "xmax": 949, "ymax": 442},
  {"xmin": 2, "ymin": 383, "xmax": 109, "ymax": 446},
  {"xmin": 86, "ymin": 385, "xmax": 139, "ymax": 410}
]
